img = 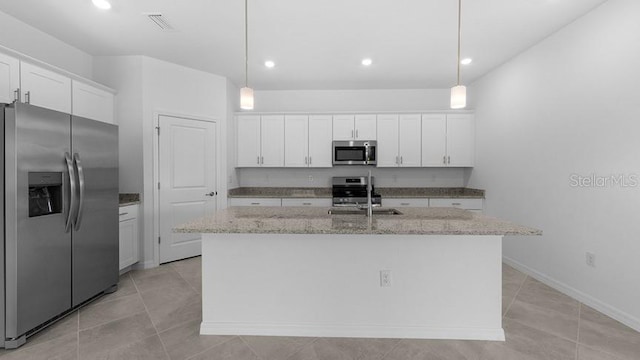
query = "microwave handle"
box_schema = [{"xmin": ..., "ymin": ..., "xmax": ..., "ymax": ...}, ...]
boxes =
[{"xmin": 364, "ymin": 144, "xmax": 370, "ymax": 164}]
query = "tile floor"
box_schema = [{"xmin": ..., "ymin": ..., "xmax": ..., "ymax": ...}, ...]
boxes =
[{"xmin": 0, "ymin": 257, "xmax": 638, "ymax": 360}]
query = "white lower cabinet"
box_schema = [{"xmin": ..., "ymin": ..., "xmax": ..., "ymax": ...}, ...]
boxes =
[
  {"xmin": 382, "ymin": 198, "xmax": 430, "ymax": 208},
  {"xmin": 281, "ymin": 198, "xmax": 332, "ymax": 207},
  {"xmin": 228, "ymin": 198, "xmax": 282, "ymax": 207},
  {"xmin": 429, "ymin": 198, "xmax": 483, "ymax": 211},
  {"xmin": 119, "ymin": 205, "xmax": 139, "ymax": 271}
]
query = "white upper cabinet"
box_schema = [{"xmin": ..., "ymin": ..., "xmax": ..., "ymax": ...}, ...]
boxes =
[
  {"xmin": 422, "ymin": 114, "xmax": 474, "ymax": 167},
  {"xmin": 446, "ymin": 114, "xmax": 475, "ymax": 166},
  {"xmin": 71, "ymin": 80, "xmax": 115, "ymax": 123},
  {"xmin": 421, "ymin": 114, "xmax": 447, "ymax": 166},
  {"xmin": 376, "ymin": 114, "xmax": 400, "ymax": 167},
  {"xmin": 377, "ymin": 114, "xmax": 421, "ymax": 167},
  {"xmin": 236, "ymin": 115, "xmax": 262, "ymax": 167},
  {"xmin": 284, "ymin": 115, "xmax": 309, "ymax": 167},
  {"xmin": 0, "ymin": 53, "xmax": 20, "ymax": 104},
  {"xmin": 20, "ymin": 62, "xmax": 71, "ymax": 114},
  {"xmin": 308, "ymin": 115, "xmax": 333, "ymax": 167},
  {"xmin": 333, "ymin": 114, "xmax": 377, "ymax": 140},
  {"xmin": 260, "ymin": 115, "xmax": 285, "ymax": 167}
]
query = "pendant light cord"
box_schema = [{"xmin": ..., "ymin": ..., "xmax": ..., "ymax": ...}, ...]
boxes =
[
  {"xmin": 245, "ymin": 0, "xmax": 249, "ymax": 87},
  {"xmin": 456, "ymin": 0, "xmax": 462, "ymax": 86}
]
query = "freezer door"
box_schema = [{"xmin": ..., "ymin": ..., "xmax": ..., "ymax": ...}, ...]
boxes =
[
  {"xmin": 71, "ymin": 116, "xmax": 119, "ymax": 306},
  {"xmin": 5, "ymin": 103, "xmax": 72, "ymax": 339}
]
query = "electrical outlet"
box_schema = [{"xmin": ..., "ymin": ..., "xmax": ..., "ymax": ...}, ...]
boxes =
[
  {"xmin": 308, "ymin": 175, "xmax": 313, "ymax": 182},
  {"xmin": 586, "ymin": 252, "xmax": 596, "ymax": 267},
  {"xmin": 380, "ymin": 270, "xmax": 392, "ymax": 287}
]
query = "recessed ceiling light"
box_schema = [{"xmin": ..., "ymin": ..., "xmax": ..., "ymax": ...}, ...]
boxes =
[
  {"xmin": 264, "ymin": 60, "xmax": 275, "ymax": 68},
  {"xmin": 461, "ymin": 58, "xmax": 473, "ymax": 65},
  {"xmin": 92, "ymin": 0, "xmax": 111, "ymax": 10},
  {"xmin": 361, "ymin": 58, "xmax": 373, "ymax": 66}
]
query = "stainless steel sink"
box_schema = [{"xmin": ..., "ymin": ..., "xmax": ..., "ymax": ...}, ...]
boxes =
[{"xmin": 328, "ymin": 208, "xmax": 403, "ymax": 216}]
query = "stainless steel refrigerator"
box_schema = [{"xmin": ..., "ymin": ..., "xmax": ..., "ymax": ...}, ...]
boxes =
[{"xmin": 1, "ymin": 102, "xmax": 119, "ymax": 348}]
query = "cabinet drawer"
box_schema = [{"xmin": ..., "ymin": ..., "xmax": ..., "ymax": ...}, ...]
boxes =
[
  {"xmin": 119, "ymin": 205, "xmax": 138, "ymax": 221},
  {"xmin": 382, "ymin": 198, "xmax": 429, "ymax": 208},
  {"xmin": 229, "ymin": 198, "xmax": 282, "ymax": 207},
  {"xmin": 282, "ymin": 198, "xmax": 332, "ymax": 207},
  {"xmin": 429, "ymin": 198, "xmax": 483, "ymax": 210}
]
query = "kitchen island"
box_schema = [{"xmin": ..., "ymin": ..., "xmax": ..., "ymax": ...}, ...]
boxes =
[{"xmin": 176, "ymin": 207, "xmax": 541, "ymax": 341}]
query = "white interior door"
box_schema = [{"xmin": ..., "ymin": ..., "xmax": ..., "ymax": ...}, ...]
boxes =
[{"xmin": 158, "ymin": 115, "xmax": 217, "ymax": 263}]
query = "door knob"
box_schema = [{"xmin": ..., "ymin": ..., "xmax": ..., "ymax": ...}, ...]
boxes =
[{"xmin": 205, "ymin": 191, "xmax": 216, "ymax": 196}]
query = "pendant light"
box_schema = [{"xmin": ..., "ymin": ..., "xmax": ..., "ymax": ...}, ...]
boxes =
[
  {"xmin": 240, "ymin": 0, "xmax": 254, "ymax": 110},
  {"xmin": 450, "ymin": 0, "xmax": 466, "ymax": 109}
]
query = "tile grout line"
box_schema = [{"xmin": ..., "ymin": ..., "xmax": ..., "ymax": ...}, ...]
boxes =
[
  {"xmin": 183, "ymin": 336, "xmax": 239, "ymax": 360},
  {"xmin": 503, "ymin": 274, "xmax": 528, "ymax": 319},
  {"xmin": 283, "ymin": 338, "xmax": 322, "ymax": 360},
  {"xmin": 237, "ymin": 336, "xmax": 266, "ymax": 360},
  {"xmin": 130, "ymin": 271, "xmax": 172, "ymax": 360},
  {"xmin": 380, "ymin": 339, "xmax": 405, "ymax": 360},
  {"xmin": 170, "ymin": 262, "xmax": 201, "ymax": 295}
]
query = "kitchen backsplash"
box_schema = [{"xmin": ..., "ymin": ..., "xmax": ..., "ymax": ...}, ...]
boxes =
[{"xmin": 237, "ymin": 167, "xmax": 466, "ymax": 188}]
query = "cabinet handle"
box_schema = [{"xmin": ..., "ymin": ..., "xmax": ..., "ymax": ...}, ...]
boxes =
[
  {"xmin": 13, "ymin": 88, "xmax": 20, "ymax": 102},
  {"xmin": 302, "ymin": 202, "xmax": 312, "ymax": 206},
  {"xmin": 119, "ymin": 212, "xmax": 129, "ymax": 216},
  {"xmin": 448, "ymin": 156, "xmax": 451, "ymax": 164},
  {"xmin": 251, "ymin": 202, "xmax": 260, "ymax": 205},
  {"xmin": 400, "ymin": 156, "xmax": 403, "ymax": 164},
  {"xmin": 309, "ymin": 156, "xmax": 312, "ymax": 165},
  {"xmin": 257, "ymin": 156, "xmax": 260, "ymax": 165},
  {"xmin": 452, "ymin": 202, "xmax": 461, "ymax": 206},
  {"xmin": 356, "ymin": 129, "xmax": 359, "ymax": 138},
  {"xmin": 261, "ymin": 156, "xmax": 264, "ymax": 164},
  {"xmin": 400, "ymin": 203, "xmax": 410, "ymax": 206},
  {"xmin": 351, "ymin": 130, "xmax": 354, "ymax": 138},
  {"xmin": 443, "ymin": 156, "xmax": 446, "ymax": 164},
  {"xmin": 395, "ymin": 156, "xmax": 398, "ymax": 164},
  {"xmin": 24, "ymin": 91, "xmax": 30, "ymax": 104},
  {"xmin": 304, "ymin": 156, "xmax": 308, "ymax": 165}
]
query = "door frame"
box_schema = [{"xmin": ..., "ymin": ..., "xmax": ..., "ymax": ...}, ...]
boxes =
[{"xmin": 152, "ymin": 111, "xmax": 222, "ymax": 266}]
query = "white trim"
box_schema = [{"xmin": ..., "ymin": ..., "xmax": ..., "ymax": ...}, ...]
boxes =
[
  {"xmin": 503, "ymin": 256, "xmax": 640, "ymax": 333},
  {"xmin": 200, "ymin": 322, "xmax": 505, "ymax": 341},
  {"xmin": 152, "ymin": 111, "xmax": 221, "ymax": 265},
  {"xmin": 235, "ymin": 110, "xmax": 475, "ymax": 116}
]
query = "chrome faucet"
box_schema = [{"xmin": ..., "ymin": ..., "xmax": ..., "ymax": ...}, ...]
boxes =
[{"xmin": 366, "ymin": 170, "xmax": 373, "ymax": 217}]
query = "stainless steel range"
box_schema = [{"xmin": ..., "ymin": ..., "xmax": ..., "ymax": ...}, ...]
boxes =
[{"xmin": 332, "ymin": 176, "xmax": 381, "ymax": 207}]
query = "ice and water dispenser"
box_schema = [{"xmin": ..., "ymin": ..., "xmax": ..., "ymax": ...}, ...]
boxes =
[{"xmin": 28, "ymin": 172, "xmax": 63, "ymax": 217}]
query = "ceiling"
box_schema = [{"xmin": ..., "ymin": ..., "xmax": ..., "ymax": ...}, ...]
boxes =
[{"xmin": 0, "ymin": 0, "xmax": 608, "ymax": 90}]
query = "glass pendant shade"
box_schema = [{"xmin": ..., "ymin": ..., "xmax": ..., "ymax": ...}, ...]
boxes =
[
  {"xmin": 450, "ymin": 85, "xmax": 466, "ymax": 109},
  {"xmin": 240, "ymin": 87, "xmax": 254, "ymax": 110}
]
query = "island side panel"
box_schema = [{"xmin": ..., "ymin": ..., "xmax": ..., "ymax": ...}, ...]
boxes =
[{"xmin": 201, "ymin": 233, "xmax": 504, "ymax": 341}]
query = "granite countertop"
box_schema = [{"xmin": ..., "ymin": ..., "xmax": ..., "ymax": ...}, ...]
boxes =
[
  {"xmin": 119, "ymin": 193, "xmax": 140, "ymax": 206},
  {"xmin": 175, "ymin": 206, "xmax": 540, "ymax": 236},
  {"xmin": 228, "ymin": 187, "xmax": 484, "ymax": 199}
]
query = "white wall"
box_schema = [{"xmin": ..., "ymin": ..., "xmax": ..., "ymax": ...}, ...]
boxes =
[
  {"xmin": 250, "ymin": 89, "xmax": 452, "ymax": 112},
  {"xmin": 236, "ymin": 88, "xmax": 467, "ymax": 188},
  {"xmin": 468, "ymin": 0, "xmax": 640, "ymax": 330},
  {"xmin": 94, "ymin": 56, "xmax": 230, "ymax": 267},
  {"xmin": 0, "ymin": 10, "xmax": 93, "ymax": 79},
  {"xmin": 226, "ymin": 81, "xmax": 240, "ymax": 189}
]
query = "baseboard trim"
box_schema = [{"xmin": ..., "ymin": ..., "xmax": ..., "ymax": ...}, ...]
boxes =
[
  {"xmin": 200, "ymin": 322, "xmax": 505, "ymax": 341},
  {"xmin": 131, "ymin": 260, "xmax": 156, "ymax": 270},
  {"xmin": 503, "ymin": 256, "xmax": 640, "ymax": 332}
]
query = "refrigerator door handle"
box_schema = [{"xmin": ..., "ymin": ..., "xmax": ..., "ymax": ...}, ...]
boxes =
[
  {"xmin": 65, "ymin": 152, "xmax": 77, "ymax": 233},
  {"xmin": 73, "ymin": 153, "xmax": 86, "ymax": 231}
]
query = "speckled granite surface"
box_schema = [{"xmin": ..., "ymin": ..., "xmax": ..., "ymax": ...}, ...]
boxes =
[
  {"xmin": 228, "ymin": 187, "xmax": 484, "ymax": 199},
  {"xmin": 175, "ymin": 207, "xmax": 540, "ymax": 236},
  {"xmin": 119, "ymin": 193, "xmax": 140, "ymax": 206}
]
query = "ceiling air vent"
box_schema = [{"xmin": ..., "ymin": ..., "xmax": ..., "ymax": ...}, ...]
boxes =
[{"xmin": 144, "ymin": 13, "xmax": 176, "ymax": 31}]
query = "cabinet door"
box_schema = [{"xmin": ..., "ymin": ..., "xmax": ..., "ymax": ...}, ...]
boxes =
[
  {"xmin": 0, "ymin": 53, "xmax": 20, "ymax": 104},
  {"xmin": 333, "ymin": 115, "xmax": 355, "ymax": 140},
  {"xmin": 376, "ymin": 114, "xmax": 399, "ymax": 167},
  {"xmin": 421, "ymin": 114, "xmax": 447, "ymax": 166},
  {"xmin": 261, "ymin": 115, "xmax": 285, "ymax": 167},
  {"xmin": 398, "ymin": 114, "xmax": 422, "ymax": 167},
  {"xmin": 228, "ymin": 198, "xmax": 282, "ymax": 206},
  {"xmin": 429, "ymin": 198, "xmax": 483, "ymax": 210},
  {"xmin": 119, "ymin": 205, "xmax": 139, "ymax": 270},
  {"xmin": 72, "ymin": 80, "xmax": 115, "ymax": 123},
  {"xmin": 20, "ymin": 62, "xmax": 71, "ymax": 114},
  {"xmin": 236, "ymin": 115, "xmax": 261, "ymax": 167},
  {"xmin": 446, "ymin": 114, "xmax": 475, "ymax": 167},
  {"xmin": 281, "ymin": 198, "xmax": 332, "ymax": 207},
  {"xmin": 354, "ymin": 114, "xmax": 377, "ymax": 140},
  {"xmin": 308, "ymin": 115, "xmax": 333, "ymax": 167},
  {"xmin": 284, "ymin": 115, "xmax": 309, "ymax": 167},
  {"xmin": 383, "ymin": 198, "xmax": 429, "ymax": 208}
]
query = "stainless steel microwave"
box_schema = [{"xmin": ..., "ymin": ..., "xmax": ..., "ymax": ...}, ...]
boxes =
[{"xmin": 332, "ymin": 140, "xmax": 377, "ymax": 166}]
